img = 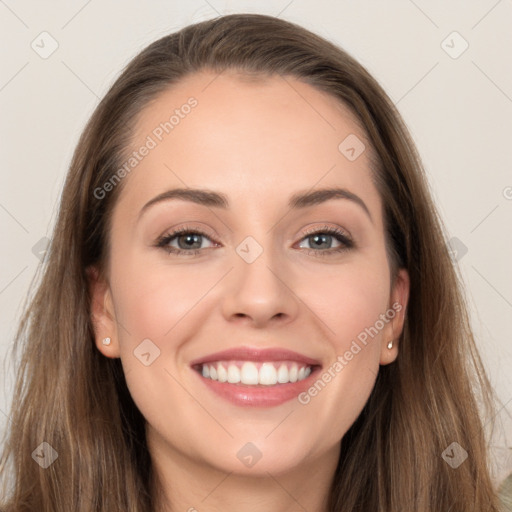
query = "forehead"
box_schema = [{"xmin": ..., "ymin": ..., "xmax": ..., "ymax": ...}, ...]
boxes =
[{"xmin": 116, "ymin": 70, "xmax": 380, "ymax": 220}]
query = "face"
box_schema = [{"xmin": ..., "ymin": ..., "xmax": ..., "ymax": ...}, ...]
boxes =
[{"xmin": 90, "ymin": 70, "xmax": 409, "ymax": 479}]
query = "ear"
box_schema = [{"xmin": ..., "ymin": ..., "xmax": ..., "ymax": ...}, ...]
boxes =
[
  {"xmin": 86, "ymin": 265, "xmax": 120, "ymax": 358},
  {"xmin": 380, "ymin": 268, "xmax": 410, "ymax": 365}
]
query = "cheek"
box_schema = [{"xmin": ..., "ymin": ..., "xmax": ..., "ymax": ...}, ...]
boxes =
[
  {"xmin": 108, "ymin": 254, "xmax": 197, "ymax": 432},
  {"xmin": 299, "ymin": 259, "xmax": 390, "ymax": 351},
  {"xmin": 109, "ymin": 248, "xmax": 206, "ymax": 342},
  {"xmin": 294, "ymin": 262, "xmax": 391, "ymax": 445}
]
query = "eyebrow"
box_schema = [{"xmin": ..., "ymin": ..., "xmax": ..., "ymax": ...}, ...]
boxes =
[{"xmin": 138, "ymin": 186, "xmax": 372, "ymax": 223}]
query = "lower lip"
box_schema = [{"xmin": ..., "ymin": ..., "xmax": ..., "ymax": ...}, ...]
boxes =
[{"xmin": 192, "ymin": 367, "xmax": 321, "ymax": 407}]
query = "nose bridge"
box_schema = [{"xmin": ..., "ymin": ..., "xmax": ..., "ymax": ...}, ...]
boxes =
[
  {"xmin": 230, "ymin": 203, "xmax": 281, "ymax": 274},
  {"xmin": 235, "ymin": 229, "xmax": 284, "ymax": 295},
  {"xmin": 221, "ymin": 228, "xmax": 298, "ymax": 326}
]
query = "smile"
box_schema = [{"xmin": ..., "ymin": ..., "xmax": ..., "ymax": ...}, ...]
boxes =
[
  {"xmin": 189, "ymin": 346, "xmax": 322, "ymax": 407},
  {"xmin": 196, "ymin": 361, "xmax": 313, "ymax": 386}
]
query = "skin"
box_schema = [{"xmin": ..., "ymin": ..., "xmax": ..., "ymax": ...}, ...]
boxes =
[{"xmin": 89, "ymin": 70, "xmax": 410, "ymax": 512}]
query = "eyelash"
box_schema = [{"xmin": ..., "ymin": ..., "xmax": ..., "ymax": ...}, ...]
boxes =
[{"xmin": 155, "ymin": 224, "xmax": 354, "ymax": 258}]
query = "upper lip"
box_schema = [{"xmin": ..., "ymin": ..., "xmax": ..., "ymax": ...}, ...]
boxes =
[{"xmin": 190, "ymin": 346, "xmax": 322, "ymax": 367}]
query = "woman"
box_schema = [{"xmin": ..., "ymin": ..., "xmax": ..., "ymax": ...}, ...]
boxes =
[{"xmin": 0, "ymin": 13, "xmax": 503, "ymax": 511}]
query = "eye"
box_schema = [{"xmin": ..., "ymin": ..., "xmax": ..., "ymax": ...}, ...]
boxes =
[
  {"xmin": 297, "ymin": 225, "xmax": 354, "ymax": 257},
  {"xmin": 155, "ymin": 224, "xmax": 354, "ymax": 257},
  {"xmin": 155, "ymin": 225, "xmax": 218, "ymax": 256}
]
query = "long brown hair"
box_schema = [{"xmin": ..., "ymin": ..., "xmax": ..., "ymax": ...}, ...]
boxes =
[{"xmin": 0, "ymin": 13, "xmax": 503, "ymax": 511}]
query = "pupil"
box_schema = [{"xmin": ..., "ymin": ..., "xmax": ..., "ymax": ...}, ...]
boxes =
[
  {"xmin": 312, "ymin": 234, "xmax": 330, "ymax": 249},
  {"xmin": 180, "ymin": 234, "xmax": 200, "ymax": 249}
]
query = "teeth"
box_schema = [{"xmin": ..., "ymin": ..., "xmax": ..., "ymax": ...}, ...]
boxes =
[
  {"xmin": 289, "ymin": 365, "xmax": 298, "ymax": 382},
  {"xmin": 217, "ymin": 363, "xmax": 228, "ymax": 383},
  {"xmin": 259, "ymin": 363, "xmax": 277, "ymax": 385},
  {"xmin": 277, "ymin": 364, "xmax": 288, "ymax": 383},
  {"xmin": 240, "ymin": 362, "xmax": 259, "ymax": 385},
  {"xmin": 200, "ymin": 361, "xmax": 313, "ymax": 386},
  {"xmin": 227, "ymin": 364, "xmax": 241, "ymax": 383}
]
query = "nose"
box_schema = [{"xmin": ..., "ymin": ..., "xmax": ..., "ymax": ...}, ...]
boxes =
[{"xmin": 221, "ymin": 245, "xmax": 300, "ymax": 328}]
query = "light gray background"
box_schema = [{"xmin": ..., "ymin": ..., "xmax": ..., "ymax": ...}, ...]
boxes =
[{"xmin": 1, "ymin": 0, "xmax": 511, "ymax": 485}]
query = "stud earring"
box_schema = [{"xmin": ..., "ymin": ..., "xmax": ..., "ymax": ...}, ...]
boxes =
[
  {"xmin": 387, "ymin": 340, "xmax": 393, "ymax": 350},
  {"xmin": 102, "ymin": 337, "xmax": 111, "ymax": 346}
]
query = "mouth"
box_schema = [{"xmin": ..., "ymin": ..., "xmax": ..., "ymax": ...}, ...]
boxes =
[
  {"xmin": 189, "ymin": 346, "xmax": 322, "ymax": 407},
  {"xmin": 192, "ymin": 360, "xmax": 316, "ymax": 386}
]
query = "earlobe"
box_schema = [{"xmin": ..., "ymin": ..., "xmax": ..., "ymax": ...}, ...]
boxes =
[
  {"xmin": 86, "ymin": 265, "xmax": 120, "ymax": 358},
  {"xmin": 380, "ymin": 339, "xmax": 397, "ymax": 365},
  {"xmin": 380, "ymin": 268, "xmax": 410, "ymax": 365}
]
